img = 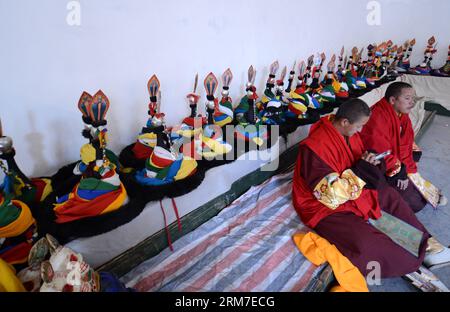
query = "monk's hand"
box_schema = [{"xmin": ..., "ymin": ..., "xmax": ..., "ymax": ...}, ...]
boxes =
[
  {"xmin": 397, "ymin": 178, "xmax": 409, "ymax": 191},
  {"xmin": 361, "ymin": 151, "xmax": 381, "ymax": 166}
]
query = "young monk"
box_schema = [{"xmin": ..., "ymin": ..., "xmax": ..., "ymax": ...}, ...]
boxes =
[
  {"xmin": 360, "ymin": 82, "xmax": 447, "ymax": 212},
  {"xmin": 292, "ymin": 99, "xmax": 450, "ymax": 285}
]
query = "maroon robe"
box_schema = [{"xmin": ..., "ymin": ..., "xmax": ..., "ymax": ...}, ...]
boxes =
[
  {"xmin": 360, "ymin": 98, "xmax": 427, "ymax": 212},
  {"xmin": 293, "ymin": 116, "xmax": 430, "ymax": 277}
]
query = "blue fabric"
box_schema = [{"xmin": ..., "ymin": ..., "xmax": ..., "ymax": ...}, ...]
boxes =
[
  {"xmin": 56, "ymin": 193, "xmax": 69, "ymax": 204},
  {"xmin": 135, "ymin": 170, "xmax": 172, "ymax": 186},
  {"xmin": 1, "ymin": 175, "xmax": 13, "ymax": 195},
  {"xmin": 99, "ymin": 272, "xmax": 135, "ymax": 292},
  {"xmin": 134, "ymin": 158, "xmax": 183, "ymax": 186},
  {"xmin": 77, "ymin": 188, "xmax": 113, "ymax": 200},
  {"xmin": 165, "ymin": 158, "xmax": 182, "ymax": 180}
]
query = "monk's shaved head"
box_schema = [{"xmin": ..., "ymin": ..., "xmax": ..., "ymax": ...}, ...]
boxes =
[
  {"xmin": 335, "ymin": 99, "xmax": 371, "ymax": 124},
  {"xmin": 385, "ymin": 82, "xmax": 413, "ymax": 101}
]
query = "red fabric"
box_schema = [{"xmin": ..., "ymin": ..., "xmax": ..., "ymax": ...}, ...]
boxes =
[
  {"xmin": 132, "ymin": 141, "xmax": 153, "ymax": 160},
  {"xmin": 160, "ymin": 200, "xmax": 173, "ymax": 251},
  {"xmin": 360, "ymin": 98, "xmax": 417, "ymax": 174},
  {"xmin": 292, "ymin": 116, "xmax": 381, "ymax": 229},
  {"xmin": 31, "ymin": 178, "xmax": 47, "ymax": 203},
  {"xmin": 54, "ymin": 186, "xmax": 122, "ymax": 223},
  {"xmin": 182, "ymin": 116, "xmax": 206, "ymax": 127},
  {"xmin": 0, "ymin": 241, "xmax": 31, "ymax": 265}
]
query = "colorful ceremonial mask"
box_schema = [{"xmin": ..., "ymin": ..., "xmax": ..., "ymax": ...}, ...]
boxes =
[{"xmin": 17, "ymin": 234, "xmax": 100, "ymax": 292}]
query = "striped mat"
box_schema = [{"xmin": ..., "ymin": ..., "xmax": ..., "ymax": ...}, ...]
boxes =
[{"xmin": 120, "ymin": 171, "xmax": 323, "ymax": 292}]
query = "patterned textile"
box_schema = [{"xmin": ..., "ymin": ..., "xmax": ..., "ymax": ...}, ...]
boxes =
[{"xmin": 121, "ymin": 171, "xmax": 323, "ymax": 292}]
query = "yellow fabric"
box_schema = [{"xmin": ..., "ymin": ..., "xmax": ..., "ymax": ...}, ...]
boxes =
[
  {"xmin": 174, "ymin": 157, "xmax": 198, "ymax": 181},
  {"xmin": 252, "ymin": 137, "xmax": 264, "ymax": 147},
  {"xmin": 292, "ymin": 232, "xmax": 368, "ymax": 292},
  {"xmin": 201, "ymin": 135, "xmax": 231, "ymax": 155},
  {"xmin": 261, "ymin": 95, "xmax": 271, "ymax": 104},
  {"xmin": 176, "ymin": 127, "xmax": 202, "ymax": 138},
  {"xmin": 100, "ymin": 182, "xmax": 128, "ymax": 215},
  {"xmin": 12, "ymin": 175, "xmax": 26, "ymax": 197},
  {"xmin": 408, "ymin": 172, "xmax": 440, "ymax": 207},
  {"xmin": 332, "ymin": 80, "xmax": 342, "ymax": 93},
  {"xmin": 39, "ymin": 178, "xmax": 53, "ymax": 202},
  {"xmin": 138, "ymin": 132, "xmax": 157, "ymax": 148},
  {"xmin": 214, "ymin": 116, "xmax": 233, "ymax": 128},
  {"xmin": 0, "ymin": 259, "xmax": 26, "ymax": 292},
  {"xmin": 0, "ymin": 200, "xmax": 35, "ymax": 238},
  {"xmin": 313, "ymin": 169, "xmax": 366, "ymax": 210},
  {"xmin": 288, "ymin": 91, "xmax": 305, "ymax": 100},
  {"xmin": 291, "ymin": 102, "xmax": 308, "ymax": 114},
  {"xmin": 329, "ymin": 285, "xmax": 347, "ymax": 292},
  {"xmin": 80, "ymin": 143, "xmax": 97, "ymax": 165}
]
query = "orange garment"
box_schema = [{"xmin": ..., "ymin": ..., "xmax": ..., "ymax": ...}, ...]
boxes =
[
  {"xmin": 292, "ymin": 232, "xmax": 368, "ymax": 292},
  {"xmin": 0, "ymin": 200, "xmax": 35, "ymax": 238},
  {"xmin": 53, "ymin": 183, "xmax": 127, "ymax": 223}
]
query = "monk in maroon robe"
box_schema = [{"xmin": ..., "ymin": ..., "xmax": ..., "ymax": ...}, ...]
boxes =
[
  {"xmin": 292, "ymin": 99, "xmax": 430, "ymax": 278},
  {"xmin": 360, "ymin": 82, "xmax": 431, "ymax": 212}
]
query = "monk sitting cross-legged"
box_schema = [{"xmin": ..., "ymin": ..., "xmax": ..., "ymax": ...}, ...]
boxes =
[
  {"xmin": 292, "ymin": 99, "xmax": 450, "ymax": 290},
  {"xmin": 360, "ymin": 82, "xmax": 447, "ymax": 213}
]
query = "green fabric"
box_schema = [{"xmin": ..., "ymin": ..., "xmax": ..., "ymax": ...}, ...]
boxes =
[
  {"xmin": 16, "ymin": 187, "xmax": 37, "ymax": 207},
  {"xmin": 106, "ymin": 149, "xmax": 120, "ymax": 169},
  {"xmin": 236, "ymin": 96, "xmax": 249, "ymax": 112},
  {"xmin": 155, "ymin": 165, "xmax": 171, "ymax": 180},
  {"xmin": 369, "ymin": 212, "xmax": 424, "ymax": 257},
  {"xmin": 78, "ymin": 178, "xmax": 118, "ymax": 191},
  {"xmin": 144, "ymin": 158, "xmax": 171, "ymax": 180},
  {"xmin": 0, "ymin": 196, "xmax": 20, "ymax": 227},
  {"xmin": 220, "ymin": 99, "xmax": 233, "ymax": 110}
]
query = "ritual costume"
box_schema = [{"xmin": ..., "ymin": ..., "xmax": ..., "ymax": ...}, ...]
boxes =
[
  {"xmin": 121, "ymin": 75, "xmax": 204, "ymax": 199},
  {"xmin": 318, "ymin": 54, "xmax": 348, "ymax": 106},
  {"xmin": 360, "ymin": 97, "xmax": 445, "ymax": 213},
  {"xmin": 15, "ymin": 234, "xmax": 134, "ymax": 292},
  {"xmin": 170, "ymin": 72, "xmax": 235, "ymax": 169},
  {"xmin": 37, "ymin": 91, "xmax": 147, "ymax": 243},
  {"xmin": 342, "ymin": 47, "xmax": 369, "ymax": 92},
  {"xmin": 0, "ymin": 122, "xmax": 52, "ymax": 267},
  {"xmin": 410, "ymin": 36, "xmax": 437, "ymax": 75},
  {"xmin": 233, "ymin": 65, "xmax": 272, "ymax": 152},
  {"xmin": 397, "ymin": 39, "xmax": 416, "ymax": 72},
  {"xmin": 274, "ymin": 62, "xmax": 321, "ymax": 133},
  {"xmin": 50, "ymin": 92, "xmax": 120, "ymax": 198},
  {"xmin": 256, "ymin": 61, "xmax": 287, "ymax": 125},
  {"xmin": 432, "ymin": 44, "xmax": 450, "ymax": 77},
  {"xmin": 292, "ymin": 115, "xmax": 433, "ymax": 279},
  {"xmin": 288, "ymin": 58, "xmax": 331, "ymax": 116}
]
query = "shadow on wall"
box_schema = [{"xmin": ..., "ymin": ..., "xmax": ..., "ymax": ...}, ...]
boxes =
[{"xmin": 25, "ymin": 111, "xmax": 49, "ymax": 177}]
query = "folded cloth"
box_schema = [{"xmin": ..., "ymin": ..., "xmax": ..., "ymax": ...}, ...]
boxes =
[{"xmin": 292, "ymin": 232, "xmax": 368, "ymax": 292}]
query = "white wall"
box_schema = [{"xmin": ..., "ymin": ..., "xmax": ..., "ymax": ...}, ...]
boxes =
[{"xmin": 1, "ymin": 0, "xmax": 449, "ymax": 177}]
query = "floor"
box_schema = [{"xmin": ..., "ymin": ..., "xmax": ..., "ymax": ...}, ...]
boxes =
[{"xmin": 369, "ymin": 114, "xmax": 450, "ymax": 292}]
